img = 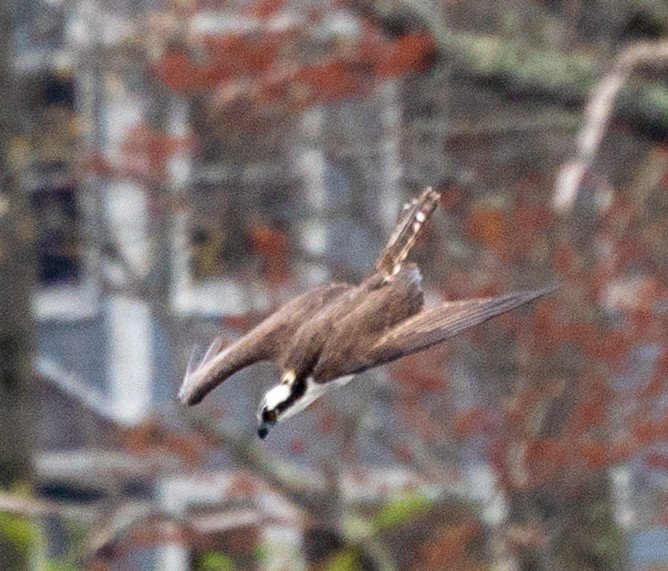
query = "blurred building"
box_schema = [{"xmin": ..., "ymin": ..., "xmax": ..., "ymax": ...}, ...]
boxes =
[
  {"xmin": 14, "ymin": 0, "xmax": 455, "ymax": 568},
  {"xmin": 13, "ymin": 0, "xmax": 668, "ymax": 569}
]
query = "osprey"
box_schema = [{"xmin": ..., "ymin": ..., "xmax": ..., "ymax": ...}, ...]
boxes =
[{"xmin": 178, "ymin": 188, "xmax": 554, "ymax": 438}]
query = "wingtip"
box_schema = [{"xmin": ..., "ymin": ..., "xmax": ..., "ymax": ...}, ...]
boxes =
[
  {"xmin": 178, "ymin": 350, "xmax": 208, "ymax": 406},
  {"xmin": 178, "ymin": 338, "xmax": 229, "ymax": 406},
  {"xmin": 177, "ymin": 380, "xmax": 204, "ymax": 407},
  {"xmin": 505, "ymin": 283, "xmax": 559, "ymax": 307},
  {"xmin": 176, "ymin": 381, "xmax": 194, "ymax": 406},
  {"xmin": 530, "ymin": 283, "xmax": 561, "ymax": 299},
  {"xmin": 185, "ymin": 345, "xmax": 203, "ymax": 377}
]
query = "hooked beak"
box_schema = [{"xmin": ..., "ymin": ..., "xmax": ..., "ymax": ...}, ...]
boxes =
[{"xmin": 257, "ymin": 420, "xmax": 276, "ymax": 439}]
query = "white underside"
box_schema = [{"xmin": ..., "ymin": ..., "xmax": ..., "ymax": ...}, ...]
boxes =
[
  {"xmin": 259, "ymin": 374, "xmax": 355, "ymax": 423},
  {"xmin": 281, "ymin": 375, "xmax": 354, "ymax": 420},
  {"xmin": 259, "ymin": 374, "xmax": 354, "ymax": 422}
]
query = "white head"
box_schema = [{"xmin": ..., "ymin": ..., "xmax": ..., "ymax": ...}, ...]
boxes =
[
  {"xmin": 256, "ymin": 372, "xmax": 355, "ymax": 439},
  {"xmin": 256, "ymin": 371, "xmax": 297, "ymax": 439}
]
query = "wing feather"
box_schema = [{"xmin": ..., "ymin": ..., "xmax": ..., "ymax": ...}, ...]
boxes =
[
  {"xmin": 179, "ymin": 282, "xmax": 353, "ymax": 405},
  {"xmin": 313, "ymin": 284, "xmax": 556, "ymax": 380},
  {"xmin": 372, "ymin": 285, "xmax": 557, "ymax": 365}
]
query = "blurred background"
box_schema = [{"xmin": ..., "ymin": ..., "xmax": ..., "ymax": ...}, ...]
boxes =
[{"xmin": 1, "ymin": 0, "xmax": 667, "ymax": 570}]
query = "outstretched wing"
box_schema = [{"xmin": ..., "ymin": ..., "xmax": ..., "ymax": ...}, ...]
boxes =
[
  {"xmin": 314, "ymin": 285, "xmax": 556, "ymax": 381},
  {"xmin": 178, "ymin": 282, "xmax": 353, "ymax": 405}
]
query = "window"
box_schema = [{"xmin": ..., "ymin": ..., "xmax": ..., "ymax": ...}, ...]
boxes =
[
  {"xmin": 32, "ymin": 184, "xmax": 81, "ymax": 286},
  {"xmin": 187, "ymin": 98, "xmax": 297, "ymax": 288},
  {"xmin": 27, "ymin": 71, "xmax": 96, "ymax": 318},
  {"xmin": 320, "ymin": 97, "xmax": 389, "ymax": 276},
  {"xmin": 323, "ymin": 158, "xmax": 383, "ymax": 275},
  {"xmin": 26, "ymin": 72, "xmax": 82, "ymax": 288},
  {"xmin": 15, "ymin": 0, "xmax": 67, "ymax": 57},
  {"xmin": 189, "ymin": 181, "xmax": 295, "ymax": 286}
]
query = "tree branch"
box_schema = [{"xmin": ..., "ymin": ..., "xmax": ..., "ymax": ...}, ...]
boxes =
[
  {"xmin": 554, "ymin": 40, "xmax": 668, "ymax": 213},
  {"xmin": 180, "ymin": 409, "xmax": 328, "ymax": 515},
  {"xmin": 354, "ymin": 1, "xmax": 668, "ymax": 141}
]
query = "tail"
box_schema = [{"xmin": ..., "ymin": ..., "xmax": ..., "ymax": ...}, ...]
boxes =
[{"xmin": 374, "ymin": 187, "xmax": 441, "ymax": 276}]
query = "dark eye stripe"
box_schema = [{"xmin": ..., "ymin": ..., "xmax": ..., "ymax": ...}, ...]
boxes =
[{"xmin": 264, "ymin": 409, "xmax": 278, "ymax": 422}]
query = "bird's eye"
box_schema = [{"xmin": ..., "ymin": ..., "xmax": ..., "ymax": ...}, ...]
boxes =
[{"xmin": 264, "ymin": 409, "xmax": 277, "ymax": 423}]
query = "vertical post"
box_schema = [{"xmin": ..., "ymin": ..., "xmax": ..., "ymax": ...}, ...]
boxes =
[
  {"xmin": 0, "ymin": 0, "xmax": 37, "ymax": 567},
  {"xmin": 377, "ymin": 80, "xmax": 403, "ymax": 232},
  {"xmin": 295, "ymin": 107, "xmax": 329, "ymax": 285}
]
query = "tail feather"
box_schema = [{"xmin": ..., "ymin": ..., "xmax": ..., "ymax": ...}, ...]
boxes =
[{"xmin": 374, "ymin": 188, "xmax": 441, "ymax": 277}]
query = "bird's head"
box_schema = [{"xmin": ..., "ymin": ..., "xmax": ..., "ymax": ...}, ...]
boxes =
[{"xmin": 256, "ymin": 371, "xmax": 304, "ymax": 439}]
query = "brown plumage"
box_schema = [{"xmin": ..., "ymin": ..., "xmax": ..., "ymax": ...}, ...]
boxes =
[{"xmin": 178, "ymin": 188, "xmax": 556, "ymax": 438}]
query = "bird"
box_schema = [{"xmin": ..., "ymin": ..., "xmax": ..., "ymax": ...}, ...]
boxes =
[{"xmin": 178, "ymin": 188, "xmax": 555, "ymax": 439}]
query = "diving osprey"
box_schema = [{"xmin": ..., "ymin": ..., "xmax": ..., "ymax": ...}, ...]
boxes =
[{"xmin": 178, "ymin": 188, "xmax": 554, "ymax": 438}]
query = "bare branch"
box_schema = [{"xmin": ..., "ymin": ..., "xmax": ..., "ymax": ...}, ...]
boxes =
[
  {"xmin": 554, "ymin": 40, "xmax": 668, "ymax": 213},
  {"xmin": 180, "ymin": 408, "xmax": 327, "ymax": 515},
  {"xmin": 0, "ymin": 491, "xmax": 93, "ymax": 521},
  {"xmin": 0, "ymin": 492, "xmax": 56, "ymax": 516},
  {"xmin": 78, "ymin": 504, "xmax": 190, "ymax": 565}
]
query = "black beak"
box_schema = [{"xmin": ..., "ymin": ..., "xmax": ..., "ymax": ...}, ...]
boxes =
[{"xmin": 257, "ymin": 421, "xmax": 275, "ymax": 439}]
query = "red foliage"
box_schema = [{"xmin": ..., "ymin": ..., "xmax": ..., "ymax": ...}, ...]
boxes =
[
  {"xmin": 88, "ymin": 152, "xmax": 115, "ymax": 177},
  {"xmin": 361, "ymin": 33, "xmax": 435, "ymax": 77},
  {"xmin": 228, "ymin": 475, "xmax": 258, "ymax": 498},
  {"xmin": 119, "ymin": 123, "xmax": 195, "ymax": 182},
  {"xmin": 554, "ymin": 243, "xmax": 578, "ymax": 277},
  {"xmin": 467, "ymin": 204, "xmax": 507, "ymax": 253},
  {"xmin": 567, "ymin": 400, "xmax": 606, "ymax": 434},
  {"xmin": 452, "ymin": 407, "xmax": 490, "ymax": 439},
  {"xmin": 288, "ymin": 438, "xmax": 307, "ymax": 455},
  {"xmin": 150, "ymin": 5, "xmax": 435, "ymax": 120},
  {"xmin": 390, "ymin": 443, "xmax": 415, "ymax": 464},
  {"xmin": 125, "ymin": 2, "xmax": 668, "ymax": 523},
  {"xmin": 243, "ymin": 0, "xmax": 286, "ymax": 18},
  {"xmin": 152, "ymin": 51, "xmax": 198, "ymax": 92},
  {"xmin": 318, "ymin": 409, "xmax": 338, "ymax": 435},
  {"xmin": 580, "ymin": 440, "xmax": 609, "ymax": 470},
  {"xmin": 249, "ymin": 222, "xmax": 290, "ymax": 286},
  {"xmin": 634, "ymin": 419, "xmax": 668, "ymax": 445},
  {"xmin": 125, "ymin": 418, "xmax": 211, "ymax": 466},
  {"xmin": 584, "ymin": 328, "xmax": 629, "ymax": 365},
  {"xmin": 438, "ymin": 183, "xmax": 464, "ymax": 210},
  {"xmin": 646, "ymin": 453, "xmax": 668, "ymax": 472}
]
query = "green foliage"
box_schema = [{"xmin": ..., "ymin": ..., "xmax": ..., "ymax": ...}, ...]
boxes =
[
  {"xmin": 0, "ymin": 484, "xmax": 40, "ymax": 554},
  {"xmin": 44, "ymin": 561, "xmax": 80, "ymax": 571},
  {"xmin": 325, "ymin": 548, "xmax": 362, "ymax": 571},
  {"xmin": 372, "ymin": 493, "xmax": 432, "ymax": 532},
  {"xmin": 0, "ymin": 486, "xmax": 98, "ymax": 571},
  {"xmin": 197, "ymin": 551, "xmax": 237, "ymax": 571},
  {"xmin": 551, "ymin": 476, "xmax": 625, "ymax": 570},
  {"xmin": 0, "ymin": 511, "xmax": 39, "ymax": 554},
  {"xmin": 253, "ymin": 544, "xmax": 267, "ymax": 562}
]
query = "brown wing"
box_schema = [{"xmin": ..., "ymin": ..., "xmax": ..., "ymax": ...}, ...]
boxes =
[
  {"xmin": 312, "ymin": 265, "xmax": 424, "ymax": 382},
  {"xmin": 178, "ymin": 282, "xmax": 353, "ymax": 405},
  {"xmin": 314, "ymin": 285, "xmax": 556, "ymax": 381}
]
